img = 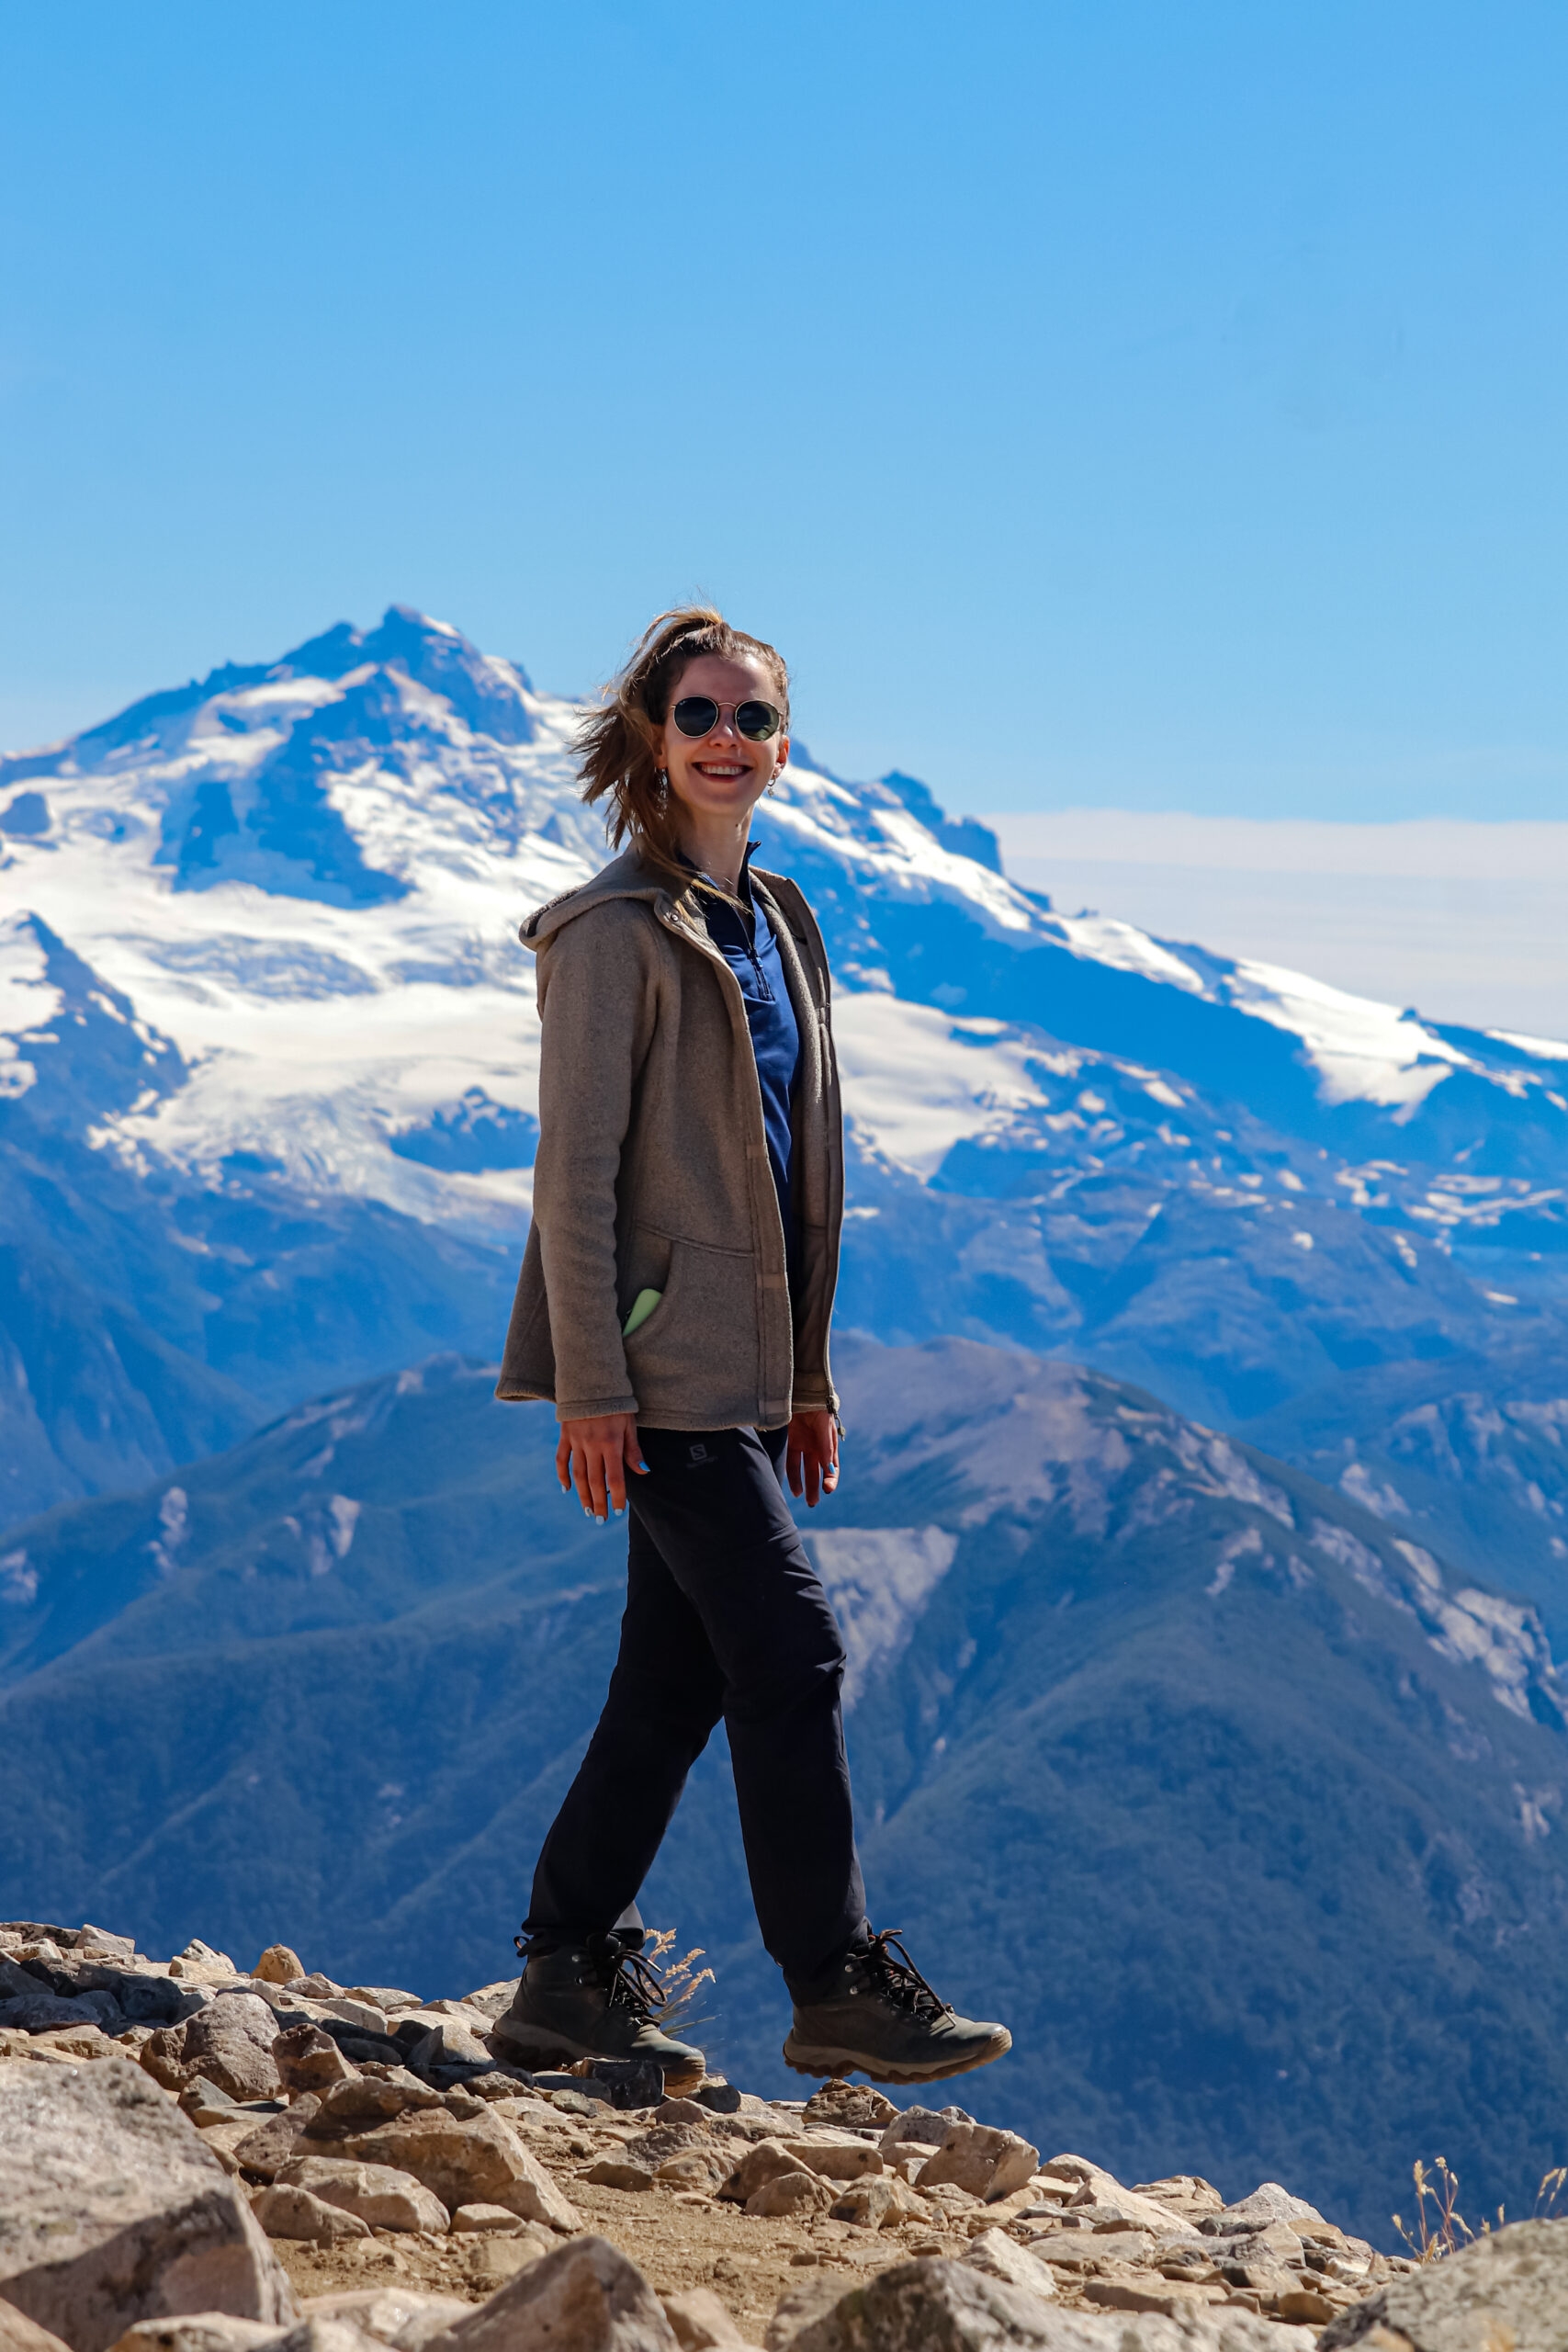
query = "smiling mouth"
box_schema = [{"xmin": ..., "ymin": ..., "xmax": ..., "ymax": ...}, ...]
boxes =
[{"xmin": 693, "ymin": 761, "xmax": 750, "ymax": 778}]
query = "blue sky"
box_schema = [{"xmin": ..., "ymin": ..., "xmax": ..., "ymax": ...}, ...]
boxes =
[{"xmin": 2, "ymin": 1, "xmax": 1564, "ymax": 817}]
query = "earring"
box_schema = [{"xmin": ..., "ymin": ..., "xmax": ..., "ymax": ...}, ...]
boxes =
[{"xmin": 655, "ymin": 768, "xmax": 669, "ymax": 807}]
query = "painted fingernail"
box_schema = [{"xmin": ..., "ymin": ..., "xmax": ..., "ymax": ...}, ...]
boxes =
[
  {"xmin": 594, "ymin": 1513, "xmax": 606, "ymax": 1525},
  {"xmin": 614, "ymin": 1508, "xmax": 625, "ymax": 1520}
]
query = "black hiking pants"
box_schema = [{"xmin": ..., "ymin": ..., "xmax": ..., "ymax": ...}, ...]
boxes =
[{"xmin": 523, "ymin": 1422, "xmax": 868, "ymax": 1989}]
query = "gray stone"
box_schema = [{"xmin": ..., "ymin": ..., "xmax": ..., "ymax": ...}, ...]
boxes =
[
  {"xmin": 1321, "ymin": 2217, "xmax": 1568, "ymax": 2349},
  {"xmin": 290, "ymin": 2295, "xmax": 468, "ymax": 2352},
  {"xmin": 961, "ymin": 2234, "xmax": 1057, "ymax": 2300},
  {"xmin": 230, "ymin": 2098, "xmax": 321, "ymax": 2181},
  {"xmin": 659, "ymin": 2288, "xmax": 751, "ymax": 2349},
  {"xmin": 717, "ymin": 2141, "xmax": 816, "ymax": 2205},
  {"xmin": 802, "ymin": 2083, "xmax": 897, "ymax": 2132},
  {"xmin": 1, "ymin": 1990, "xmax": 126, "ymax": 2036},
  {"xmin": 1210, "ymin": 2183, "xmax": 1325, "ymax": 2234},
  {"xmin": 745, "ymin": 2173, "xmax": 831, "ymax": 2221},
  {"xmin": 143, "ymin": 1999, "xmax": 284, "ymax": 2104},
  {"xmin": 0, "ymin": 2054, "xmax": 297, "ymax": 2352},
  {"xmin": 0, "ymin": 2305, "xmax": 75, "ymax": 2352},
  {"xmin": 311, "ymin": 2076, "xmax": 444, "ymax": 2125},
  {"xmin": 272, "ymin": 2027, "xmax": 357, "ymax": 2098},
  {"xmin": 108, "ymin": 2319, "xmax": 287, "ymax": 2352},
  {"xmin": 782, "ymin": 2260, "xmax": 1063, "ymax": 2348},
  {"xmin": 303, "ymin": 2105, "xmax": 581, "ymax": 2231},
  {"xmin": 919, "ymin": 2126, "xmax": 1039, "ymax": 2204},
  {"xmin": 426, "ymin": 2234, "xmax": 678, "ymax": 2352},
  {"xmin": 877, "ymin": 2108, "xmax": 963, "ymax": 2157},
  {"xmin": 247, "ymin": 2188, "xmax": 371, "ymax": 2245},
  {"xmin": 275, "ymin": 2159, "xmax": 447, "ymax": 2235},
  {"xmin": 448, "ymin": 2209, "xmax": 527, "ymax": 2235}
]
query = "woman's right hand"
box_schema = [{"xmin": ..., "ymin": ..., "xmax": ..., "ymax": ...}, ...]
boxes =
[{"xmin": 558, "ymin": 1414, "xmax": 648, "ymax": 1521}]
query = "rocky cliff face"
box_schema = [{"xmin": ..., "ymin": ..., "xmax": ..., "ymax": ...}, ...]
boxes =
[{"xmin": 1, "ymin": 1912, "xmax": 1481, "ymax": 2352}]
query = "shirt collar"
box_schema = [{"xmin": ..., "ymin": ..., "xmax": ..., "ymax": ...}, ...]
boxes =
[{"xmin": 675, "ymin": 840, "xmax": 760, "ymax": 903}]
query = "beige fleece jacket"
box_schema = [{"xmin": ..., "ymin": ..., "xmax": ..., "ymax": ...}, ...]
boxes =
[{"xmin": 494, "ymin": 846, "xmax": 843, "ymax": 1429}]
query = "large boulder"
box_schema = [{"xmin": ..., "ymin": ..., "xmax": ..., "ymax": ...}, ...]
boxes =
[
  {"xmin": 0, "ymin": 2055, "xmax": 297, "ymax": 2352},
  {"xmin": 1321, "ymin": 2218, "xmax": 1568, "ymax": 2349},
  {"xmin": 425, "ymin": 2236, "xmax": 677, "ymax": 2352}
]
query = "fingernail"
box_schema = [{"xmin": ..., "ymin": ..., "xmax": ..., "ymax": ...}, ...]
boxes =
[
  {"xmin": 595, "ymin": 1514, "xmax": 606, "ymax": 1525},
  {"xmin": 615, "ymin": 1508, "xmax": 625, "ymax": 1520},
  {"xmin": 582, "ymin": 1507, "xmax": 592, "ymax": 1518}
]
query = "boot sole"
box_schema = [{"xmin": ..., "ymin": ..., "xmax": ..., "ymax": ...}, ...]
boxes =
[
  {"xmin": 781, "ymin": 2026, "xmax": 1012, "ymax": 2085},
  {"xmin": 491, "ymin": 2017, "xmax": 706, "ymax": 2096}
]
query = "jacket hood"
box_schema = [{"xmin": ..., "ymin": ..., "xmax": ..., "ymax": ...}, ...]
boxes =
[
  {"xmin": 519, "ymin": 843, "xmax": 795, "ymax": 953},
  {"xmin": 519, "ymin": 846, "xmax": 680, "ymax": 952}
]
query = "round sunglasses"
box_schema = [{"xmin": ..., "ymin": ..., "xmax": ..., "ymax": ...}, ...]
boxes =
[{"xmin": 671, "ymin": 695, "xmax": 783, "ymax": 741}]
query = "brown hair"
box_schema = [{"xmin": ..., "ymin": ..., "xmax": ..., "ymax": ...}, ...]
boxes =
[{"xmin": 578, "ymin": 606, "xmax": 790, "ymax": 883}]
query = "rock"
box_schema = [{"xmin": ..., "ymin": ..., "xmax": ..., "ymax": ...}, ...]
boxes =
[
  {"xmin": 311, "ymin": 2076, "xmax": 444, "ymax": 2125},
  {"xmin": 293, "ymin": 2293, "xmax": 468, "ymax": 2352},
  {"xmin": 30, "ymin": 2026, "xmax": 123, "ymax": 2064},
  {"xmin": 694, "ymin": 2080, "xmax": 743, "ymax": 2116},
  {"xmin": 781, "ymin": 2139, "xmax": 884, "ymax": 2183},
  {"xmin": 310, "ymin": 2106, "xmax": 581, "ymax": 2232},
  {"xmin": 571, "ymin": 2058, "xmax": 667, "ymax": 2110},
  {"xmin": 106, "ymin": 2322, "xmax": 284, "ymax": 2352},
  {"xmin": 1132, "ymin": 2177, "xmax": 1224, "ymax": 2220},
  {"xmin": 145, "ymin": 1999, "xmax": 284, "ymax": 2104},
  {"xmin": 782, "ymin": 2259, "xmax": 1061, "ymax": 2349},
  {"xmin": 230, "ymin": 2098, "xmax": 322, "ymax": 2181},
  {"xmin": 718, "ymin": 2142, "xmax": 816, "ymax": 2205},
  {"xmin": 254, "ymin": 1950, "xmax": 306, "ymax": 1987},
  {"xmin": 285, "ymin": 1977, "xmax": 343, "ymax": 2003},
  {"xmin": 653, "ymin": 2151, "xmax": 728, "ymax": 2192},
  {"xmin": 248, "ymin": 2186, "xmax": 372, "ymax": 2245},
  {"xmin": 0, "ymin": 2306, "xmax": 75, "ymax": 2352},
  {"xmin": 0, "ymin": 2053, "xmax": 297, "ymax": 2352},
  {"xmin": 829, "ymin": 2177, "xmax": 928, "ymax": 2233},
  {"xmin": 181, "ymin": 2081, "xmax": 242, "ymax": 2123},
  {"xmin": 273, "ymin": 2028, "xmax": 358, "ymax": 2098},
  {"xmin": 0, "ymin": 1992, "xmax": 125, "ymax": 2036},
  {"xmin": 801, "ymin": 2083, "xmax": 897, "ymax": 2132},
  {"xmin": 1320, "ymin": 2217, "xmax": 1568, "ymax": 2348},
  {"xmin": 170, "ymin": 1944, "xmax": 238, "ymax": 1982},
  {"xmin": 276, "ymin": 2159, "xmax": 448, "ymax": 2234},
  {"xmin": 342, "ymin": 1992, "xmax": 423, "ymax": 2014},
  {"xmin": 448, "ymin": 2208, "xmax": 526, "ymax": 2235},
  {"xmin": 659, "ymin": 2288, "xmax": 750, "ymax": 2349},
  {"xmin": 877, "ymin": 2108, "xmax": 962, "ymax": 2157},
  {"xmin": 1211, "ymin": 2183, "xmax": 1326, "ymax": 2233},
  {"xmin": 581, "ymin": 2159, "xmax": 656, "ymax": 2192},
  {"xmin": 763, "ymin": 2278, "xmax": 846, "ymax": 2352},
  {"xmin": 425, "ymin": 2234, "xmax": 678, "ymax": 2352},
  {"xmin": 919, "ymin": 2125, "xmax": 1039, "ymax": 2204},
  {"xmin": 746, "ymin": 2172, "xmax": 831, "ymax": 2221},
  {"xmin": 961, "ymin": 2233, "xmax": 1057, "ymax": 2300},
  {"xmin": 1038, "ymin": 2229, "xmax": 1161, "ymax": 2267}
]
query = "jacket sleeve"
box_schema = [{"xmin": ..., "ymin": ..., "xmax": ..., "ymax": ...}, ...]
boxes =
[{"xmin": 532, "ymin": 903, "xmax": 659, "ymax": 1421}]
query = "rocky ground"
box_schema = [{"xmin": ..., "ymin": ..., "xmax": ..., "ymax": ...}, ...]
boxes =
[{"xmin": 2, "ymin": 1921, "xmax": 1562, "ymax": 2352}]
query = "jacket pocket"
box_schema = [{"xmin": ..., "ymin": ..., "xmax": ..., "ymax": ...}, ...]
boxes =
[{"xmin": 622, "ymin": 1233, "xmax": 748, "ymax": 1400}]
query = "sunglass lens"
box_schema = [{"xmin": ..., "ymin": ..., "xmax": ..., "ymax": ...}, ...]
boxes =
[
  {"xmin": 736, "ymin": 701, "xmax": 781, "ymax": 740},
  {"xmin": 672, "ymin": 697, "xmax": 719, "ymax": 737}
]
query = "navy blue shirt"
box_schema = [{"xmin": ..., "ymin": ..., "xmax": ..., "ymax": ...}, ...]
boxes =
[{"xmin": 687, "ymin": 845, "xmax": 803, "ymax": 1294}]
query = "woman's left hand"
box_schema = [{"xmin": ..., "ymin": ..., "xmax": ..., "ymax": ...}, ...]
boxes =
[{"xmin": 786, "ymin": 1411, "xmax": 840, "ymax": 1508}]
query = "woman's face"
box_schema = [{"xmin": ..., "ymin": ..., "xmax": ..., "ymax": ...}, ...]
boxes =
[{"xmin": 657, "ymin": 653, "xmax": 790, "ymax": 828}]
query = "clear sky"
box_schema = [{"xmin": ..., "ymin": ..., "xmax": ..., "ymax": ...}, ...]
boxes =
[{"xmin": 2, "ymin": 1, "xmax": 1564, "ymax": 817}]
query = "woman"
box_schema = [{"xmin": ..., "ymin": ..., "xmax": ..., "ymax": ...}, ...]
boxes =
[{"xmin": 493, "ymin": 608, "xmax": 1010, "ymax": 2090}]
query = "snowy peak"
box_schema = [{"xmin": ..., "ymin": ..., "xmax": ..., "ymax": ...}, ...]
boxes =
[{"xmin": 0, "ymin": 912, "xmax": 184, "ymax": 1133}]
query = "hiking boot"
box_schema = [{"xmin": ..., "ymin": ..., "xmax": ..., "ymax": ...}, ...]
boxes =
[
  {"xmin": 783, "ymin": 1928, "xmax": 1011, "ymax": 2085},
  {"xmin": 491, "ymin": 1931, "xmax": 706, "ymax": 2094}
]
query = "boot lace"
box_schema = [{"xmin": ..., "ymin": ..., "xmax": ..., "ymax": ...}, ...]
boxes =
[
  {"xmin": 594, "ymin": 1937, "xmax": 671, "ymax": 2024},
  {"xmin": 859, "ymin": 1928, "xmax": 953, "ymax": 2020}
]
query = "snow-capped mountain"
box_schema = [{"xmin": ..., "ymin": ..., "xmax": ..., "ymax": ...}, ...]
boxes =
[{"xmin": 4, "ymin": 605, "xmax": 1567, "ymax": 1540}]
